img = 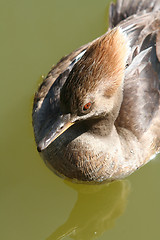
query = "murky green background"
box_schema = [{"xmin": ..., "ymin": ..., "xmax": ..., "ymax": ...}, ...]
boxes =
[{"xmin": 1, "ymin": 0, "xmax": 160, "ymax": 239}]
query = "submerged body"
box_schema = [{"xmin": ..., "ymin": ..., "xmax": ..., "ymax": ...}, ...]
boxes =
[{"xmin": 32, "ymin": 0, "xmax": 160, "ymax": 182}]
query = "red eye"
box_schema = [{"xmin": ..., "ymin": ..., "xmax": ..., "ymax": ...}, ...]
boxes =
[{"xmin": 83, "ymin": 102, "xmax": 92, "ymax": 111}]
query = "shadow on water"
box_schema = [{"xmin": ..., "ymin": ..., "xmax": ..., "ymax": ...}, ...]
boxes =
[{"xmin": 47, "ymin": 180, "xmax": 130, "ymax": 240}]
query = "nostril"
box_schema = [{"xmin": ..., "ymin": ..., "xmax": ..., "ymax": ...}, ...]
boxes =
[{"xmin": 59, "ymin": 124, "xmax": 64, "ymax": 130}]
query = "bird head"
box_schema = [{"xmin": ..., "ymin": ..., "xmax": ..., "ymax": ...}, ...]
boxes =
[{"xmin": 38, "ymin": 27, "xmax": 130, "ymax": 151}]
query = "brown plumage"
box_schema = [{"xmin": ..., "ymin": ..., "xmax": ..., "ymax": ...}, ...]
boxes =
[
  {"xmin": 60, "ymin": 28, "xmax": 129, "ymax": 114},
  {"xmin": 32, "ymin": 0, "xmax": 160, "ymax": 182}
]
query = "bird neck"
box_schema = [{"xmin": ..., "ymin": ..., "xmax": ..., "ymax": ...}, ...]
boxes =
[
  {"xmin": 86, "ymin": 87, "xmax": 123, "ymax": 137},
  {"xmin": 85, "ymin": 115, "xmax": 116, "ymax": 136}
]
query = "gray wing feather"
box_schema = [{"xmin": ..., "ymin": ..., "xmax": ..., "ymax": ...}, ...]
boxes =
[
  {"xmin": 109, "ymin": 0, "xmax": 160, "ymax": 28},
  {"xmin": 116, "ymin": 11, "xmax": 160, "ymax": 137}
]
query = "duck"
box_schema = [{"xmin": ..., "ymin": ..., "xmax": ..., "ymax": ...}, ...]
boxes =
[{"xmin": 32, "ymin": 0, "xmax": 160, "ymax": 183}]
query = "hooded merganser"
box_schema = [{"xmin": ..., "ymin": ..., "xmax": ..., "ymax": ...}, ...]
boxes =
[{"xmin": 32, "ymin": 0, "xmax": 160, "ymax": 182}]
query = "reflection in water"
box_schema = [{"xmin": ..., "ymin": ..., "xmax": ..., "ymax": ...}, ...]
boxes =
[{"xmin": 47, "ymin": 180, "xmax": 130, "ymax": 240}]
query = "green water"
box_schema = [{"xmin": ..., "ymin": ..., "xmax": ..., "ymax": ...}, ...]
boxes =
[{"xmin": 1, "ymin": 0, "xmax": 160, "ymax": 239}]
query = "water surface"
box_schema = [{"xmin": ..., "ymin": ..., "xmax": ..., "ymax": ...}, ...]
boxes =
[{"xmin": 1, "ymin": 0, "xmax": 160, "ymax": 239}]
